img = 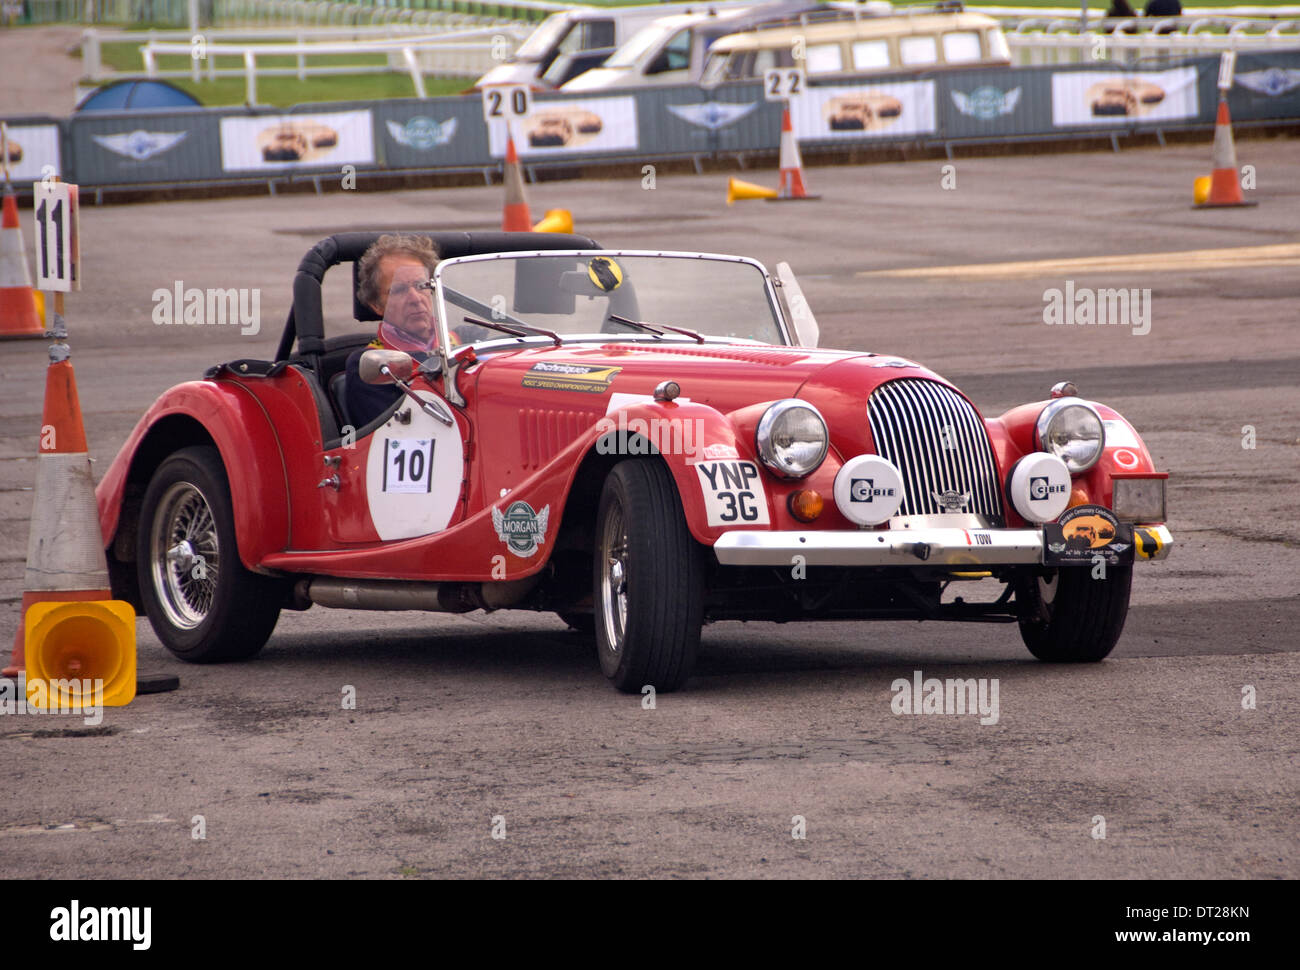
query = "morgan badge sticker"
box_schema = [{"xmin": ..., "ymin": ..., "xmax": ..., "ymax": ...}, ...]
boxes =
[{"xmin": 493, "ymin": 501, "xmax": 550, "ymax": 557}]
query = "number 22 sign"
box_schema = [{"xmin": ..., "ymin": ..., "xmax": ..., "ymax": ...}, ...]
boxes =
[{"xmin": 33, "ymin": 181, "xmax": 80, "ymax": 292}]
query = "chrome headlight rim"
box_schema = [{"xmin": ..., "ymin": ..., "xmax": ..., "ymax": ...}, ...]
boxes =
[
  {"xmin": 755, "ymin": 399, "xmax": 829, "ymax": 479},
  {"xmin": 1035, "ymin": 399, "xmax": 1106, "ymax": 474}
]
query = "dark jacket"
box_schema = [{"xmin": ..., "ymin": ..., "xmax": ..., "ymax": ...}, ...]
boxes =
[{"xmin": 344, "ymin": 347, "xmax": 404, "ymax": 431}]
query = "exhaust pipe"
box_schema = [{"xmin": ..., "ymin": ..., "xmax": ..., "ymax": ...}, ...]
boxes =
[{"xmin": 297, "ymin": 575, "xmax": 541, "ymax": 613}]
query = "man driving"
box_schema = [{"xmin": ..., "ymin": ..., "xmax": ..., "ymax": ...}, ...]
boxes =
[{"xmin": 344, "ymin": 234, "xmax": 441, "ymax": 429}]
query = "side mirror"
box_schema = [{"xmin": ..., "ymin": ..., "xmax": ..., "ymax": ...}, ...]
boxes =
[{"xmin": 359, "ymin": 349, "xmax": 415, "ymax": 385}]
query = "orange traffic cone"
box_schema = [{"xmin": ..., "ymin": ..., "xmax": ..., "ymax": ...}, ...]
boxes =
[
  {"xmin": 771, "ymin": 106, "xmax": 819, "ymax": 202},
  {"xmin": 501, "ymin": 133, "xmax": 532, "ymax": 231},
  {"xmin": 0, "ymin": 189, "xmax": 43, "ymax": 339},
  {"xmin": 4, "ymin": 340, "xmax": 116, "ymax": 677},
  {"xmin": 1196, "ymin": 97, "xmax": 1256, "ymax": 209}
]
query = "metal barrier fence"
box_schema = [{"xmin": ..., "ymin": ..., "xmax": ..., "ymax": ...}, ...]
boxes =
[
  {"xmin": 3, "ymin": 49, "xmax": 1298, "ymax": 193},
  {"xmin": 9, "ymin": 0, "xmax": 560, "ymax": 27}
]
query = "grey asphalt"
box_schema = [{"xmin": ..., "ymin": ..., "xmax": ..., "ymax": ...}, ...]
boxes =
[{"xmin": 0, "ymin": 137, "xmax": 1296, "ymax": 879}]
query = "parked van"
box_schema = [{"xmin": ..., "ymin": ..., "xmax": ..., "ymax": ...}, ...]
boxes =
[
  {"xmin": 475, "ymin": 2, "xmax": 757, "ymax": 91},
  {"xmin": 699, "ymin": 6, "xmax": 1011, "ymax": 86},
  {"xmin": 562, "ymin": 0, "xmax": 837, "ymax": 93}
]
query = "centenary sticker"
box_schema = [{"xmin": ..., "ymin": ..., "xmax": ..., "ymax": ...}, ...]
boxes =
[
  {"xmin": 1044, "ymin": 503, "xmax": 1133, "ymax": 565},
  {"xmin": 492, "ymin": 501, "xmax": 550, "ymax": 557}
]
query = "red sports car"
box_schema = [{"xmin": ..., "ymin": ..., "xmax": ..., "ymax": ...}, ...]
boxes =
[{"xmin": 97, "ymin": 231, "xmax": 1173, "ymax": 692}]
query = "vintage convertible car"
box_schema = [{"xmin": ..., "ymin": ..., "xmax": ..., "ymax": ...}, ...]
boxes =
[{"xmin": 96, "ymin": 231, "xmax": 1172, "ymax": 692}]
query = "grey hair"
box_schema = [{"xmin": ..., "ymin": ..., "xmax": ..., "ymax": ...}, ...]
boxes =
[{"xmin": 356, "ymin": 234, "xmax": 440, "ymax": 310}]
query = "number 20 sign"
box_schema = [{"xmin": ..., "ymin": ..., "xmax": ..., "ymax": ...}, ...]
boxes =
[{"xmin": 33, "ymin": 181, "xmax": 80, "ymax": 292}]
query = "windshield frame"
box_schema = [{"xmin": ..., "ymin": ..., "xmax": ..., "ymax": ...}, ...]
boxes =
[
  {"xmin": 514, "ymin": 14, "xmax": 575, "ymax": 62},
  {"xmin": 429, "ymin": 249, "xmax": 792, "ymax": 381}
]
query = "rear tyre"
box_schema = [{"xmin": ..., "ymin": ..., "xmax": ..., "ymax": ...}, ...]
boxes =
[
  {"xmin": 1016, "ymin": 563, "xmax": 1132, "ymax": 662},
  {"xmin": 594, "ymin": 460, "xmax": 704, "ymax": 693},
  {"xmin": 137, "ymin": 446, "xmax": 282, "ymax": 662}
]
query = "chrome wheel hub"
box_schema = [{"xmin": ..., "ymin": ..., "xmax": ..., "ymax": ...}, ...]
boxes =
[
  {"xmin": 599, "ymin": 504, "xmax": 629, "ymax": 652},
  {"xmin": 150, "ymin": 481, "xmax": 220, "ymax": 630}
]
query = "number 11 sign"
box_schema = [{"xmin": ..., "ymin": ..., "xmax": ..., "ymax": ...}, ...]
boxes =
[{"xmin": 33, "ymin": 181, "xmax": 80, "ymax": 292}]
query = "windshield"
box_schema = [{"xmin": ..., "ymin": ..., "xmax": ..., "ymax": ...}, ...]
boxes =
[
  {"xmin": 435, "ymin": 252, "xmax": 787, "ymax": 350},
  {"xmin": 515, "ymin": 14, "xmax": 573, "ymax": 61},
  {"xmin": 605, "ymin": 24, "xmax": 675, "ymax": 68}
]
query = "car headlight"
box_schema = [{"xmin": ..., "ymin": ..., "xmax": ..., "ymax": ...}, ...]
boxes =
[
  {"xmin": 1035, "ymin": 399, "xmax": 1105, "ymax": 473},
  {"xmin": 755, "ymin": 400, "xmax": 828, "ymax": 479}
]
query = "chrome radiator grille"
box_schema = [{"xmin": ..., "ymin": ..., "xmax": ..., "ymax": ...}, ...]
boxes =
[{"xmin": 867, "ymin": 379, "xmax": 1004, "ymax": 522}]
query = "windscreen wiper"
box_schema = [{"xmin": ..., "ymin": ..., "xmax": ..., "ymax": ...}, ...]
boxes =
[
  {"xmin": 463, "ymin": 315, "xmax": 563, "ymax": 348},
  {"xmin": 608, "ymin": 314, "xmax": 705, "ymax": 344}
]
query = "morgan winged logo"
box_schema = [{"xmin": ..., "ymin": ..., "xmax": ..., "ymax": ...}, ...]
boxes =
[
  {"xmin": 951, "ymin": 86, "xmax": 1021, "ymax": 121},
  {"xmin": 666, "ymin": 101, "xmax": 759, "ymax": 131},
  {"xmin": 386, "ymin": 117, "xmax": 458, "ymax": 149},
  {"xmin": 493, "ymin": 501, "xmax": 550, "ymax": 558},
  {"xmin": 92, "ymin": 129, "xmax": 188, "ymax": 161},
  {"xmin": 932, "ymin": 488, "xmax": 971, "ymax": 511}
]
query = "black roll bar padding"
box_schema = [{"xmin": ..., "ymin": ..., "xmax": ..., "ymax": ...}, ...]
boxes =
[{"xmin": 278, "ymin": 231, "xmax": 601, "ymax": 365}]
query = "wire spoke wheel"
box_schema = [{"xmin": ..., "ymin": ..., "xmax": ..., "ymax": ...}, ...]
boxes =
[
  {"xmin": 151, "ymin": 481, "xmax": 220, "ymax": 630},
  {"xmin": 137, "ymin": 446, "xmax": 281, "ymax": 663}
]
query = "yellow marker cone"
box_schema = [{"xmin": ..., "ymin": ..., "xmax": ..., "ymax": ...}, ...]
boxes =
[
  {"xmin": 533, "ymin": 209, "xmax": 573, "ymax": 233},
  {"xmin": 727, "ymin": 177, "xmax": 778, "ymax": 205},
  {"xmin": 25, "ymin": 600, "xmax": 137, "ymax": 709}
]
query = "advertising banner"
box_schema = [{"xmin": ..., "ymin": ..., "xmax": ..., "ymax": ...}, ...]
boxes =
[
  {"xmin": 1229, "ymin": 50, "xmax": 1300, "ymax": 122},
  {"xmin": 0, "ymin": 122, "xmax": 62, "ymax": 182},
  {"xmin": 487, "ymin": 96, "xmax": 638, "ymax": 158},
  {"xmin": 791, "ymin": 80, "xmax": 937, "ymax": 142},
  {"xmin": 1051, "ymin": 66, "xmax": 1199, "ymax": 127},
  {"xmin": 647, "ymin": 83, "xmax": 781, "ymax": 155},
  {"xmin": 219, "ymin": 109, "xmax": 374, "ymax": 172},
  {"xmin": 373, "ymin": 98, "xmax": 490, "ymax": 170},
  {"xmin": 70, "ymin": 110, "xmax": 220, "ymax": 185}
]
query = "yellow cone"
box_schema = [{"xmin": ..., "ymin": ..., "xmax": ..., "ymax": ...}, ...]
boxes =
[
  {"xmin": 24, "ymin": 600, "xmax": 137, "ymax": 709},
  {"xmin": 727, "ymin": 177, "xmax": 778, "ymax": 205},
  {"xmin": 1193, "ymin": 175, "xmax": 1211, "ymax": 206},
  {"xmin": 533, "ymin": 209, "xmax": 573, "ymax": 234}
]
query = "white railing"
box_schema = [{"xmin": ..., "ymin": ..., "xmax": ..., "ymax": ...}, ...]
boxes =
[
  {"xmin": 16, "ymin": 0, "xmax": 573, "ymax": 28},
  {"xmin": 134, "ymin": 25, "xmax": 529, "ymax": 101},
  {"xmin": 1006, "ymin": 20, "xmax": 1300, "ymax": 65}
]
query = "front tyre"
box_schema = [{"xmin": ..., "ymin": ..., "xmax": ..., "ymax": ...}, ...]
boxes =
[
  {"xmin": 594, "ymin": 460, "xmax": 704, "ymax": 693},
  {"xmin": 137, "ymin": 445, "xmax": 282, "ymax": 662},
  {"xmin": 1016, "ymin": 563, "xmax": 1132, "ymax": 662}
]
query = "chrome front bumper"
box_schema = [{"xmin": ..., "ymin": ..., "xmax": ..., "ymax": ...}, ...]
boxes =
[{"xmin": 712, "ymin": 525, "xmax": 1173, "ymax": 567}]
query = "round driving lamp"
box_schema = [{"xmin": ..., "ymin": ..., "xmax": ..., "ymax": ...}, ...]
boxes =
[
  {"xmin": 755, "ymin": 401, "xmax": 829, "ymax": 479},
  {"xmin": 1035, "ymin": 399, "xmax": 1105, "ymax": 473}
]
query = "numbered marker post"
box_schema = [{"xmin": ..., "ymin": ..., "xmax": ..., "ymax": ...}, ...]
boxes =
[
  {"xmin": 763, "ymin": 68, "xmax": 805, "ymax": 103},
  {"xmin": 1217, "ymin": 51, "xmax": 1237, "ymax": 92},
  {"xmin": 33, "ymin": 181, "xmax": 80, "ymax": 293},
  {"xmin": 481, "ymin": 84, "xmax": 533, "ymax": 159},
  {"xmin": 482, "ymin": 85, "xmax": 532, "ymax": 130}
]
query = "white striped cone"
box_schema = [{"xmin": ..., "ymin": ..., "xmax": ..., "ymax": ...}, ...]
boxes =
[
  {"xmin": 5, "ymin": 355, "xmax": 113, "ymax": 676},
  {"xmin": 773, "ymin": 106, "xmax": 818, "ymax": 201}
]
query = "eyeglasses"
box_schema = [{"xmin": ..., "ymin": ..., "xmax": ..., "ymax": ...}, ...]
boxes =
[{"xmin": 390, "ymin": 279, "xmax": 433, "ymax": 298}]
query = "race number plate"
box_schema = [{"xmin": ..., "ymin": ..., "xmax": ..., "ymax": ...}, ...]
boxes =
[
  {"xmin": 695, "ymin": 460, "xmax": 769, "ymax": 526},
  {"xmin": 381, "ymin": 438, "xmax": 435, "ymax": 494}
]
